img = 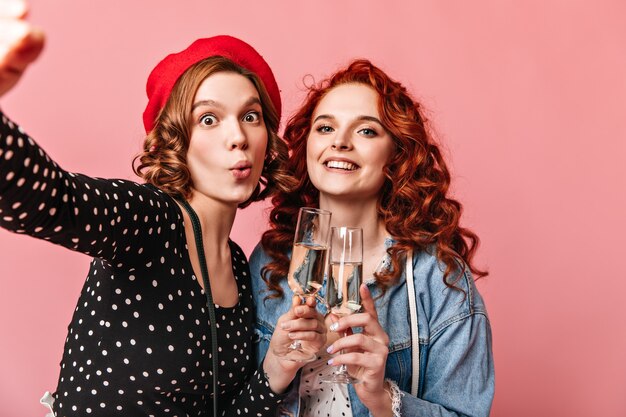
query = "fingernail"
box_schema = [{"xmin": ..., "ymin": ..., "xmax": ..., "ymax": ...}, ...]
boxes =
[
  {"xmin": 326, "ymin": 345, "xmax": 334, "ymax": 353},
  {"xmin": 281, "ymin": 322, "xmax": 291, "ymax": 330},
  {"xmin": 295, "ymin": 306, "xmax": 305, "ymax": 315},
  {"xmin": 327, "ymin": 358, "xmax": 334, "ymax": 365},
  {"xmin": 288, "ymin": 332, "xmax": 297, "ymax": 339},
  {"xmin": 329, "ymin": 322, "xmax": 339, "ymax": 332}
]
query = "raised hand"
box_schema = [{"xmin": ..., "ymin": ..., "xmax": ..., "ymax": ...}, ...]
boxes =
[
  {"xmin": 263, "ymin": 295, "xmax": 327, "ymax": 393},
  {"xmin": 326, "ymin": 283, "xmax": 394, "ymax": 416},
  {"xmin": 0, "ymin": 0, "xmax": 45, "ymax": 97}
]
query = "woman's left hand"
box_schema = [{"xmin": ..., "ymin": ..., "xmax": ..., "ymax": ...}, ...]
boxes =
[
  {"xmin": 263, "ymin": 295, "xmax": 327, "ymax": 393},
  {"xmin": 326, "ymin": 283, "xmax": 393, "ymax": 416}
]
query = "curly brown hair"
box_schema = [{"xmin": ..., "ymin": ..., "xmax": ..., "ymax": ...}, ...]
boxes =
[
  {"xmin": 133, "ymin": 56, "xmax": 291, "ymax": 206},
  {"xmin": 261, "ymin": 59, "xmax": 487, "ymax": 298}
]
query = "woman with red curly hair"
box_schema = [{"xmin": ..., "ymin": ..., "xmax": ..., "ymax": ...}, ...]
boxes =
[{"xmin": 250, "ymin": 60, "xmax": 494, "ymax": 417}]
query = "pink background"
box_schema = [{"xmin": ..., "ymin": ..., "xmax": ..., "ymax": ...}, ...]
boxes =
[{"xmin": 1, "ymin": 1, "xmax": 625, "ymax": 416}]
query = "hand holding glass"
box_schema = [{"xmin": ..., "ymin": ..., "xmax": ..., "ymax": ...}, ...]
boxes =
[
  {"xmin": 273, "ymin": 207, "xmax": 331, "ymax": 362},
  {"xmin": 321, "ymin": 226, "xmax": 363, "ymax": 384}
]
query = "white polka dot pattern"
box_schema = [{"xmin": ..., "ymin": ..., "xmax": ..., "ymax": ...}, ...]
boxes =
[
  {"xmin": 299, "ymin": 353, "xmax": 352, "ymax": 416},
  {"xmin": 0, "ymin": 113, "xmax": 286, "ymax": 416}
]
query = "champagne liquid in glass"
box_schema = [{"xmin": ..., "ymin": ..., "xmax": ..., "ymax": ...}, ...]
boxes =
[
  {"xmin": 321, "ymin": 226, "xmax": 363, "ymax": 384},
  {"xmin": 287, "ymin": 242, "xmax": 329, "ymax": 297},
  {"xmin": 328, "ymin": 261, "xmax": 362, "ymax": 316}
]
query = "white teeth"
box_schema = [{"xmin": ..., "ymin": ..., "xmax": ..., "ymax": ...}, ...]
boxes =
[{"xmin": 326, "ymin": 160, "xmax": 357, "ymax": 171}]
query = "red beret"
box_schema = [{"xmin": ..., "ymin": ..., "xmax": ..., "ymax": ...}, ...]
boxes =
[{"xmin": 143, "ymin": 35, "xmax": 281, "ymax": 133}]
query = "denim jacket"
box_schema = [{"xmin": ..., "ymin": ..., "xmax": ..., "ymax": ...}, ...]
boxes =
[{"xmin": 250, "ymin": 242, "xmax": 494, "ymax": 417}]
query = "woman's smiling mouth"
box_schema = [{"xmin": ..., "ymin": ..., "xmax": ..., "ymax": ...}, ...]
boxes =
[{"xmin": 324, "ymin": 159, "xmax": 359, "ymax": 171}]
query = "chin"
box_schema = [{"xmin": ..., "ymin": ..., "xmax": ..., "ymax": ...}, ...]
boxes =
[
  {"xmin": 232, "ymin": 189, "xmax": 257, "ymax": 204},
  {"xmin": 193, "ymin": 187, "xmax": 255, "ymax": 207}
]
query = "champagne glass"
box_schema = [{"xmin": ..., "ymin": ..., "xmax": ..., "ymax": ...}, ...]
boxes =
[
  {"xmin": 321, "ymin": 226, "xmax": 363, "ymax": 384},
  {"xmin": 273, "ymin": 207, "xmax": 332, "ymax": 362}
]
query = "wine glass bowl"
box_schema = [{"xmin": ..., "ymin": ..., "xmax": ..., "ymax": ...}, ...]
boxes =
[
  {"xmin": 273, "ymin": 207, "xmax": 332, "ymax": 362},
  {"xmin": 321, "ymin": 226, "xmax": 363, "ymax": 384}
]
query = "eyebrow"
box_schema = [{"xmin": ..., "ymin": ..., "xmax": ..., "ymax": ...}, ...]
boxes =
[
  {"xmin": 313, "ymin": 114, "xmax": 384, "ymax": 125},
  {"xmin": 192, "ymin": 97, "xmax": 262, "ymax": 111}
]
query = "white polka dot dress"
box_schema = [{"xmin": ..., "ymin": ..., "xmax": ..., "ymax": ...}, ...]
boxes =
[
  {"xmin": 0, "ymin": 112, "xmax": 285, "ymax": 416},
  {"xmin": 299, "ymin": 352, "xmax": 352, "ymax": 417}
]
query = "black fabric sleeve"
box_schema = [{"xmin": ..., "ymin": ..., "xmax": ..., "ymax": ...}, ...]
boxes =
[{"xmin": 0, "ymin": 111, "xmax": 179, "ymax": 270}]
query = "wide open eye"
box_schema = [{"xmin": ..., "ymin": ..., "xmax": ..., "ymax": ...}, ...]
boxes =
[
  {"xmin": 199, "ymin": 114, "xmax": 218, "ymax": 126},
  {"xmin": 243, "ymin": 111, "xmax": 261, "ymax": 123}
]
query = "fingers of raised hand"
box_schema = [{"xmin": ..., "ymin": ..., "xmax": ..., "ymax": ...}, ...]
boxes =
[
  {"xmin": 0, "ymin": 18, "xmax": 28, "ymax": 53},
  {"xmin": 290, "ymin": 294, "xmax": 304, "ymax": 308},
  {"xmin": 330, "ymin": 313, "xmax": 388, "ymax": 344},
  {"xmin": 0, "ymin": 0, "xmax": 28, "ymax": 19},
  {"xmin": 327, "ymin": 348, "xmax": 387, "ymax": 372},
  {"xmin": 281, "ymin": 316, "xmax": 326, "ymax": 335},
  {"xmin": 359, "ymin": 283, "xmax": 379, "ymax": 320},
  {"xmin": 0, "ymin": 17, "xmax": 44, "ymax": 72},
  {"xmin": 278, "ymin": 298, "xmax": 316, "ymax": 324},
  {"xmin": 279, "ymin": 316, "xmax": 327, "ymax": 349},
  {"xmin": 0, "ymin": 0, "xmax": 35, "ymax": 54},
  {"xmin": 327, "ymin": 332, "xmax": 388, "ymax": 356},
  {"xmin": 292, "ymin": 303, "xmax": 321, "ymax": 320},
  {"xmin": 304, "ymin": 294, "xmax": 317, "ymax": 307}
]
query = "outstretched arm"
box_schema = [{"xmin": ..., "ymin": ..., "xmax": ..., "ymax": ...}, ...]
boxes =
[{"xmin": 0, "ymin": 1, "xmax": 177, "ymax": 269}]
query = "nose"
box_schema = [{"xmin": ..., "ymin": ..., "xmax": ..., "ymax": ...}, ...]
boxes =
[
  {"xmin": 226, "ymin": 119, "xmax": 248, "ymax": 150},
  {"xmin": 331, "ymin": 129, "xmax": 352, "ymax": 151}
]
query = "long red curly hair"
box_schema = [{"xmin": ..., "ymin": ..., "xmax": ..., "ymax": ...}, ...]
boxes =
[{"xmin": 261, "ymin": 59, "xmax": 487, "ymax": 298}]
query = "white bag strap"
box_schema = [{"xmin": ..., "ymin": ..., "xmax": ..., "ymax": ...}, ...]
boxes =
[{"xmin": 405, "ymin": 249, "xmax": 419, "ymax": 396}]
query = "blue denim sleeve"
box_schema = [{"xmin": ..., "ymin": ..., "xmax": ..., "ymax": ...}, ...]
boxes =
[
  {"xmin": 249, "ymin": 244, "xmax": 272, "ymax": 368},
  {"xmin": 398, "ymin": 312, "xmax": 494, "ymax": 417}
]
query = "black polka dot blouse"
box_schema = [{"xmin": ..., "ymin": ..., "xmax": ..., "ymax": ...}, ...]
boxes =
[{"xmin": 0, "ymin": 112, "xmax": 285, "ymax": 416}]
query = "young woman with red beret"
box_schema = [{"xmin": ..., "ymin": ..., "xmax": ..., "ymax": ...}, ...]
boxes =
[{"xmin": 0, "ymin": 2, "xmax": 325, "ymax": 416}]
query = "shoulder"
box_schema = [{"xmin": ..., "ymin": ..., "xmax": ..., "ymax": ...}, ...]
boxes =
[
  {"xmin": 249, "ymin": 242, "xmax": 284, "ymax": 291},
  {"xmin": 249, "ymin": 242, "xmax": 270, "ymax": 291},
  {"xmin": 96, "ymin": 180, "xmax": 179, "ymax": 209},
  {"xmin": 228, "ymin": 240, "xmax": 247, "ymax": 263},
  {"xmin": 250, "ymin": 242, "xmax": 272, "ymax": 268},
  {"xmin": 249, "ymin": 241, "xmax": 282, "ymax": 280},
  {"xmin": 249, "ymin": 242, "xmax": 292, "ymax": 331},
  {"xmin": 138, "ymin": 182, "xmax": 179, "ymax": 206},
  {"xmin": 132, "ymin": 183, "xmax": 186, "ymax": 226},
  {"xmin": 411, "ymin": 248, "xmax": 488, "ymax": 337}
]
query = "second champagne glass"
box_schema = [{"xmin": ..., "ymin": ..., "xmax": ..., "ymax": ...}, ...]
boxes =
[
  {"xmin": 321, "ymin": 226, "xmax": 363, "ymax": 384},
  {"xmin": 273, "ymin": 207, "xmax": 332, "ymax": 362}
]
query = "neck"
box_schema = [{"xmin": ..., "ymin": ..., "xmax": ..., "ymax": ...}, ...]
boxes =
[
  {"xmin": 319, "ymin": 194, "xmax": 388, "ymax": 259},
  {"xmin": 186, "ymin": 191, "xmax": 237, "ymax": 251}
]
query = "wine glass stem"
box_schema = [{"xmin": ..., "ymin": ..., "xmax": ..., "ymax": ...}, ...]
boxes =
[
  {"xmin": 337, "ymin": 330, "xmax": 349, "ymax": 374},
  {"xmin": 338, "ymin": 363, "xmax": 349, "ymax": 374}
]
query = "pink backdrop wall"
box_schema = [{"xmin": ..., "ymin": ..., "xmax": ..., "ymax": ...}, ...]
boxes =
[{"xmin": 1, "ymin": 1, "xmax": 625, "ymax": 416}]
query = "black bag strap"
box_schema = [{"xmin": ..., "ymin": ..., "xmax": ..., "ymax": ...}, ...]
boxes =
[{"xmin": 179, "ymin": 199, "xmax": 219, "ymax": 416}]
